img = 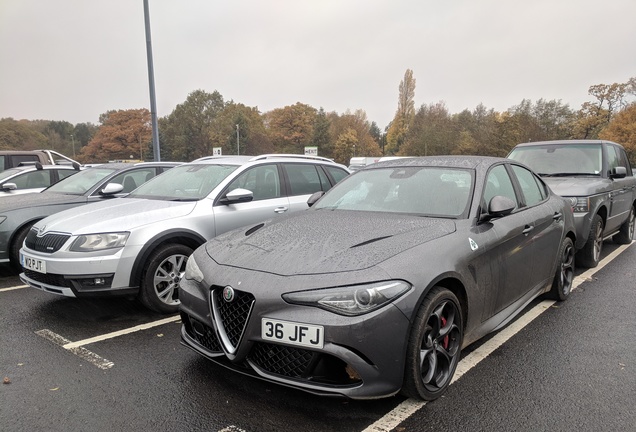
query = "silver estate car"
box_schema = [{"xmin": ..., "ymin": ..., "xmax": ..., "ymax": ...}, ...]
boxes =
[{"xmin": 19, "ymin": 155, "xmax": 350, "ymax": 314}]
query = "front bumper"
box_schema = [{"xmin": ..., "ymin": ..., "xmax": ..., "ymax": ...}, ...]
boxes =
[{"xmin": 179, "ymin": 276, "xmax": 413, "ymax": 400}]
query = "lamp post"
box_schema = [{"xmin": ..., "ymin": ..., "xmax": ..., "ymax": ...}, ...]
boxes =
[
  {"xmin": 236, "ymin": 124, "xmax": 240, "ymax": 155},
  {"xmin": 70, "ymin": 134, "xmax": 75, "ymax": 158}
]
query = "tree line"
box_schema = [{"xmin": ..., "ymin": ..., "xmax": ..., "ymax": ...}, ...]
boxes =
[{"xmin": 1, "ymin": 71, "xmax": 634, "ymax": 166}]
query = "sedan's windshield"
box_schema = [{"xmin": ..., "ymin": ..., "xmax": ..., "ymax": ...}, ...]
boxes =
[
  {"xmin": 130, "ymin": 163, "xmax": 239, "ymax": 200},
  {"xmin": 46, "ymin": 167, "xmax": 117, "ymax": 195},
  {"xmin": 508, "ymin": 144, "xmax": 602, "ymax": 176},
  {"xmin": 315, "ymin": 166, "xmax": 473, "ymax": 218}
]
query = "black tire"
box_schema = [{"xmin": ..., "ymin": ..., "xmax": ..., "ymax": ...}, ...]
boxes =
[
  {"xmin": 9, "ymin": 222, "xmax": 36, "ymax": 273},
  {"xmin": 613, "ymin": 206, "xmax": 635, "ymax": 245},
  {"xmin": 547, "ymin": 237, "xmax": 575, "ymax": 301},
  {"xmin": 402, "ymin": 287, "xmax": 463, "ymax": 401},
  {"xmin": 577, "ymin": 214, "xmax": 603, "ymax": 268},
  {"xmin": 138, "ymin": 243, "xmax": 193, "ymax": 314}
]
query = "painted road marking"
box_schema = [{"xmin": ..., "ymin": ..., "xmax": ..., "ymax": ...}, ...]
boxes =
[
  {"xmin": 363, "ymin": 242, "xmax": 633, "ymax": 432},
  {"xmin": 36, "ymin": 315, "xmax": 181, "ymax": 369},
  {"xmin": 0, "ymin": 284, "xmax": 28, "ymax": 292}
]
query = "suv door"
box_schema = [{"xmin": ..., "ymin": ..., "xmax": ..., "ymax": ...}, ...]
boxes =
[
  {"xmin": 213, "ymin": 163, "xmax": 290, "ymax": 235},
  {"xmin": 283, "ymin": 163, "xmax": 347, "ymax": 212},
  {"xmin": 605, "ymin": 144, "xmax": 633, "ymax": 233}
]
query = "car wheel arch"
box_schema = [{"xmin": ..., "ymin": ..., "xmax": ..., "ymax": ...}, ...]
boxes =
[
  {"xmin": 408, "ymin": 276, "xmax": 468, "ymax": 332},
  {"xmin": 128, "ymin": 229, "xmax": 206, "ymax": 288}
]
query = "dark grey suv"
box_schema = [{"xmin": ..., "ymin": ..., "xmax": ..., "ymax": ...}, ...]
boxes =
[{"xmin": 508, "ymin": 139, "xmax": 636, "ymax": 267}]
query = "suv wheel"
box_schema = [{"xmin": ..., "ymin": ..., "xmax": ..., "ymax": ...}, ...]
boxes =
[
  {"xmin": 139, "ymin": 243, "xmax": 193, "ymax": 314},
  {"xmin": 577, "ymin": 214, "xmax": 603, "ymax": 268},
  {"xmin": 613, "ymin": 206, "xmax": 635, "ymax": 244}
]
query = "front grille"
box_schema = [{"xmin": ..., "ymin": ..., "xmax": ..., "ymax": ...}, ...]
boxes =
[
  {"xmin": 214, "ymin": 288, "xmax": 254, "ymax": 348},
  {"xmin": 24, "ymin": 229, "xmax": 70, "ymax": 254},
  {"xmin": 23, "ymin": 269, "xmax": 72, "ymax": 288},
  {"xmin": 182, "ymin": 313, "xmax": 222, "ymax": 353},
  {"xmin": 249, "ymin": 342, "xmax": 315, "ymax": 379}
]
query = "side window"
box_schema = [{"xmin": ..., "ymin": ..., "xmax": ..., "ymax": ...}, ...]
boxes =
[
  {"xmin": 17, "ymin": 170, "xmax": 52, "ymax": 189},
  {"xmin": 607, "ymin": 145, "xmax": 621, "ymax": 175},
  {"xmin": 615, "ymin": 146, "xmax": 632, "ymax": 175},
  {"xmin": 11, "ymin": 155, "xmax": 39, "ymax": 167},
  {"xmin": 227, "ymin": 164, "xmax": 281, "ymax": 201},
  {"xmin": 110, "ymin": 168, "xmax": 156, "ymax": 193},
  {"xmin": 483, "ymin": 165, "xmax": 518, "ymax": 212},
  {"xmin": 324, "ymin": 166, "xmax": 350, "ymax": 185},
  {"xmin": 285, "ymin": 164, "xmax": 323, "ymax": 196},
  {"xmin": 511, "ymin": 165, "xmax": 546, "ymax": 206},
  {"xmin": 57, "ymin": 169, "xmax": 76, "ymax": 180}
]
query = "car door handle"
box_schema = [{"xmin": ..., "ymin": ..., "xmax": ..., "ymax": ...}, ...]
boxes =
[
  {"xmin": 522, "ymin": 225, "xmax": 534, "ymax": 235},
  {"xmin": 274, "ymin": 206, "xmax": 288, "ymax": 214},
  {"xmin": 553, "ymin": 212, "xmax": 562, "ymax": 221}
]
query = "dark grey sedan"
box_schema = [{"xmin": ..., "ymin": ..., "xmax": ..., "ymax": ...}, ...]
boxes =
[{"xmin": 179, "ymin": 156, "xmax": 576, "ymax": 400}]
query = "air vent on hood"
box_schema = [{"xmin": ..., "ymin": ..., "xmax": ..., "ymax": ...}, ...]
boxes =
[
  {"xmin": 350, "ymin": 235, "xmax": 393, "ymax": 248},
  {"xmin": 245, "ymin": 223, "xmax": 265, "ymax": 236}
]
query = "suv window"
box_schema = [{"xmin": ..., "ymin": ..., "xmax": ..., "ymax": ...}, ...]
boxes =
[
  {"xmin": 512, "ymin": 165, "xmax": 546, "ymax": 206},
  {"xmin": 324, "ymin": 165, "xmax": 349, "ymax": 184},
  {"xmin": 285, "ymin": 164, "xmax": 324, "ymax": 196},
  {"xmin": 227, "ymin": 164, "xmax": 281, "ymax": 201}
]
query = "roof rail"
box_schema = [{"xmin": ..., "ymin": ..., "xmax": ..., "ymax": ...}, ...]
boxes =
[{"xmin": 250, "ymin": 154, "xmax": 335, "ymax": 163}]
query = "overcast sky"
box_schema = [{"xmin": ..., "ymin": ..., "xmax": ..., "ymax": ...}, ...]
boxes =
[{"xmin": 1, "ymin": 0, "xmax": 635, "ymax": 129}]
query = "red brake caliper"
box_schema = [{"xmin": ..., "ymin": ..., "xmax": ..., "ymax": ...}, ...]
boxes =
[{"xmin": 441, "ymin": 316, "xmax": 449, "ymax": 349}]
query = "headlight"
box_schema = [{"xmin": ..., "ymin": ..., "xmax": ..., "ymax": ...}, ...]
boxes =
[
  {"xmin": 70, "ymin": 232, "xmax": 129, "ymax": 252},
  {"xmin": 184, "ymin": 254, "xmax": 204, "ymax": 283},
  {"xmin": 565, "ymin": 196, "xmax": 589, "ymax": 213},
  {"xmin": 283, "ymin": 280, "xmax": 411, "ymax": 316}
]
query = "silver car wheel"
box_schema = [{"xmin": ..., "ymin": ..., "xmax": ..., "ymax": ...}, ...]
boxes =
[{"xmin": 153, "ymin": 253, "xmax": 187, "ymax": 306}]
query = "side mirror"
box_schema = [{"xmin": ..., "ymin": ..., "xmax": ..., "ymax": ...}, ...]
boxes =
[
  {"xmin": 307, "ymin": 191, "xmax": 325, "ymax": 207},
  {"xmin": 610, "ymin": 166, "xmax": 627, "ymax": 179},
  {"xmin": 480, "ymin": 195, "xmax": 516, "ymax": 221},
  {"xmin": 220, "ymin": 188, "xmax": 254, "ymax": 205},
  {"xmin": 1, "ymin": 182, "xmax": 17, "ymax": 191},
  {"xmin": 100, "ymin": 182, "xmax": 125, "ymax": 196}
]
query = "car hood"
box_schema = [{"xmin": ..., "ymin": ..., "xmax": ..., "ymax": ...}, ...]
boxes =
[
  {"xmin": 206, "ymin": 210, "xmax": 456, "ymax": 276},
  {"xmin": 36, "ymin": 198, "xmax": 198, "ymax": 234},
  {"xmin": 0, "ymin": 191, "xmax": 87, "ymax": 213},
  {"xmin": 542, "ymin": 177, "xmax": 609, "ymax": 196}
]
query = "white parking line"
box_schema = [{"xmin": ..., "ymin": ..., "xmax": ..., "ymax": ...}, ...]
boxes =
[
  {"xmin": 0, "ymin": 284, "xmax": 28, "ymax": 292},
  {"xmin": 363, "ymin": 242, "xmax": 633, "ymax": 432},
  {"xmin": 35, "ymin": 315, "xmax": 181, "ymax": 369}
]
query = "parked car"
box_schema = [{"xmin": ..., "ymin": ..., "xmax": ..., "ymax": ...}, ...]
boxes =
[
  {"xmin": 0, "ymin": 162, "xmax": 178, "ymax": 271},
  {"xmin": 0, "ymin": 162, "xmax": 81, "ymax": 197},
  {"xmin": 18, "ymin": 155, "xmax": 350, "ymax": 313},
  {"xmin": 0, "ymin": 149, "xmax": 79, "ymax": 171},
  {"xmin": 508, "ymin": 139, "xmax": 636, "ymax": 267},
  {"xmin": 178, "ymin": 156, "xmax": 576, "ymax": 400}
]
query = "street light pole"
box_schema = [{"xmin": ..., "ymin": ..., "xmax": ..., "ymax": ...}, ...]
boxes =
[
  {"xmin": 143, "ymin": 0, "xmax": 161, "ymax": 161},
  {"xmin": 236, "ymin": 124, "xmax": 240, "ymax": 155},
  {"xmin": 70, "ymin": 134, "xmax": 75, "ymax": 158}
]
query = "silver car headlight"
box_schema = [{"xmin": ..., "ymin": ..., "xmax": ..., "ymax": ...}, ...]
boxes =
[
  {"xmin": 184, "ymin": 254, "xmax": 204, "ymax": 283},
  {"xmin": 70, "ymin": 232, "xmax": 129, "ymax": 252},
  {"xmin": 283, "ymin": 281, "xmax": 411, "ymax": 316}
]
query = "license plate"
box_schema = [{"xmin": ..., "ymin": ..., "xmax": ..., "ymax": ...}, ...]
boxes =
[
  {"xmin": 261, "ymin": 318, "xmax": 324, "ymax": 349},
  {"xmin": 20, "ymin": 252, "xmax": 47, "ymax": 274}
]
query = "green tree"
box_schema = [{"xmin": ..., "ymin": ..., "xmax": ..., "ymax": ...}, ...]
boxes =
[
  {"xmin": 386, "ymin": 69, "xmax": 416, "ymax": 154},
  {"xmin": 159, "ymin": 90, "xmax": 226, "ymax": 161},
  {"xmin": 80, "ymin": 109, "xmax": 152, "ymax": 163},
  {"xmin": 0, "ymin": 118, "xmax": 47, "ymax": 150},
  {"xmin": 310, "ymin": 107, "xmax": 332, "ymax": 158},
  {"xmin": 211, "ymin": 102, "xmax": 274, "ymax": 156},
  {"xmin": 400, "ymin": 102, "xmax": 455, "ymax": 156}
]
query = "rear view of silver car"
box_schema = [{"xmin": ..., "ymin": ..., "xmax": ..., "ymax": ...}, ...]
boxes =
[{"xmin": 19, "ymin": 155, "xmax": 349, "ymax": 313}]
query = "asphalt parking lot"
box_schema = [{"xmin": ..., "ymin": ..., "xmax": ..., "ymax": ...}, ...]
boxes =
[{"xmin": 1, "ymin": 241, "xmax": 635, "ymax": 431}]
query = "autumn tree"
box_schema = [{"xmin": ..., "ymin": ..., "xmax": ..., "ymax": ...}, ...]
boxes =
[
  {"xmin": 80, "ymin": 109, "xmax": 152, "ymax": 163},
  {"xmin": 399, "ymin": 102, "xmax": 455, "ymax": 156},
  {"xmin": 159, "ymin": 90, "xmax": 226, "ymax": 161},
  {"xmin": 386, "ymin": 69, "xmax": 416, "ymax": 154},
  {"xmin": 328, "ymin": 110, "xmax": 381, "ymax": 164},
  {"xmin": 599, "ymin": 103, "xmax": 636, "ymax": 164},
  {"xmin": 264, "ymin": 103, "xmax": 317, "ymax": 154}
]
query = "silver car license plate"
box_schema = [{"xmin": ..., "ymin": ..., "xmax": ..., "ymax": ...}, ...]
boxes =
[{"xmin": 20, "ymin": 251, "xmax": 47, "ymax": 274}]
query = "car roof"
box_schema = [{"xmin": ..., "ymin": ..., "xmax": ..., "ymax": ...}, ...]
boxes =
[
  {"xmin": 187, "ymin": 154, "xmax": 348, "ymax": 170},
  {"xmin": 368, "ymin": 155, "xmax": 509, "ymax": 170},
  {"xmin": 85, "ymin": 161, "xmax": 181, "ymax": 170},
  {"xmin": 514, "ymin": 139, "xmax": 622, "ymax": 148}
]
